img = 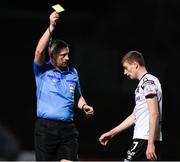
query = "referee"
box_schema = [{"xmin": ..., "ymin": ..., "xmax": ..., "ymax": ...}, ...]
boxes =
[{"xmin": 33, "ymin": 11, "xmax": 94, "ymax": 161}]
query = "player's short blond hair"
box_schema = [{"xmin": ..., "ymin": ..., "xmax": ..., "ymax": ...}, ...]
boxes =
[{"xmin": 121, "ymin": 50, "xmax": 145, "ymax": 66}]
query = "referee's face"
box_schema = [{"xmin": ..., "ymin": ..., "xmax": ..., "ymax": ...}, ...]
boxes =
[{"xmin": 56, "ymin": 47, "xmax": 69, "ymax": 68}]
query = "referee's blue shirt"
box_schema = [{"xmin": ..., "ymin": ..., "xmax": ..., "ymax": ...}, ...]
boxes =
[{"xmin": 33, "ymin": 61, "xmax": 82, "ymax": 121}]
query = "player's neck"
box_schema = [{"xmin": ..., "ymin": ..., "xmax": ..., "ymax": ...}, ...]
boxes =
[{"xmin": 137, "ymin": 68, "xmax": 148, "ymax": 80}]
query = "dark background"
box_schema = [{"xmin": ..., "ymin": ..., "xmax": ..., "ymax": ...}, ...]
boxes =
[{"xmin": 1, "ymin": 0, "xmax": 180, "ymax": 160}]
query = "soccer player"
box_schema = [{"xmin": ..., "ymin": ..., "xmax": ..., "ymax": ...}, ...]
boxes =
[{"xmin": 99, "ymin": 51, "xmax": 162, "ymax": 161}]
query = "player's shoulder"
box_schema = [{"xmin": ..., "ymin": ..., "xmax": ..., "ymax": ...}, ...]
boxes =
[
  {"xmin": 141, "ymin": 73, "xmax": 161, "ymax": 87},
  {"xmin": 143, "ymin": 73, "xmax": 157, "ymax": 81}
]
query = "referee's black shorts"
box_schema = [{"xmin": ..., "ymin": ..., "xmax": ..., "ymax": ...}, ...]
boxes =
[
  {"xmin": 34, "ymin": 118, "xmax": 79, "ymax": 161},
  {"xmin": 124, "ymin": 138, "xmax": 162, "ymax": 161}
]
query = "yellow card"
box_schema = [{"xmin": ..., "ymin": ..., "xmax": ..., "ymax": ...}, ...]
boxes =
[{"xmin": 52, "ymin": 4, "xmax": 65, "ymax": 13}]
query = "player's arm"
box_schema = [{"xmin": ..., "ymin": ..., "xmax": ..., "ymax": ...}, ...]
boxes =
[
  {"xmin": 77, "ymin": 96, "xmax": 94, "ymax": 117},
  {"xmin": 146, "ymin": 95, "xmax": 159, "ymax": 160},
  {"xmin": 108, "ymin": 112, "xmax": 135, "ymax": 136},
  {"xmin": 99, "ymin": 112, "xmax": 135, "ymax": 146},
  {"xmin": 34, "ymin": 11, "xmax": 59, "ymax": 64}
]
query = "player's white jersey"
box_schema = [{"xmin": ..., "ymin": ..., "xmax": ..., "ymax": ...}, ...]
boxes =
[{"xmin": 133, "ymin": 73, "xmax": 162, "ymax": 141}]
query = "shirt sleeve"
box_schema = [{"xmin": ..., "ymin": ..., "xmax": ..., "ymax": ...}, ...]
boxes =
[
  {"xmin": 33, "ymin": 61, "xmax": 50, "ymax": 76},
  {"xmin": 72, "ymin": 68, "xmax": 82, "ymax": 97},
  {"xmin": 141, "ymin": 79, "xmax": 157, "ymax": 98}
]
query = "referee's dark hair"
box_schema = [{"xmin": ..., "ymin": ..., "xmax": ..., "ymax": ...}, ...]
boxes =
[{"xmin": 48, "ymin": 39, "xmax": 69, "ymax": 57}]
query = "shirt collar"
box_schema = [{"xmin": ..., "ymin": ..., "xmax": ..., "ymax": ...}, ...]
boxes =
[{"xmin": 53, "ymin": 66, "xmax": 70, "ymax": 74}]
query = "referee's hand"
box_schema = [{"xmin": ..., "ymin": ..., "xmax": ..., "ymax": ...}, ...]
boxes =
[{"xmin": 82, "ymin": 105, "xmax": 94, "ymax": 117}]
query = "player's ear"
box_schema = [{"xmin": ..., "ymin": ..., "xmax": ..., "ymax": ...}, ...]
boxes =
[{"xmin": 134, "ymin": 61, "xmax": 138, "ymax": 69}]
